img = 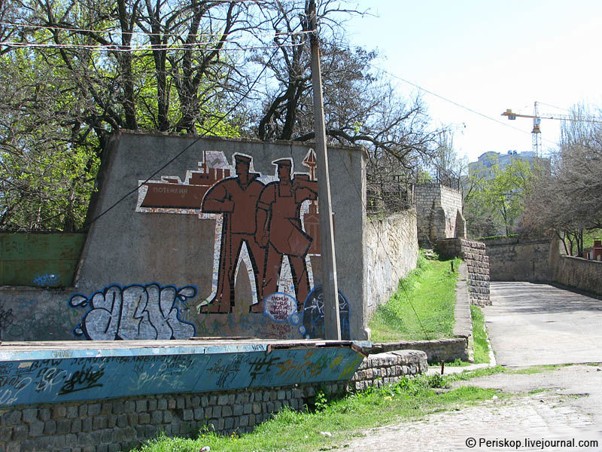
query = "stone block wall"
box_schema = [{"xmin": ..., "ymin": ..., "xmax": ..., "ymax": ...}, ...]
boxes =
[
  {"xmin": 415, "ymin": 184, "xmax": 463, "ymax": 247},
  {"xmin": 348, "ymin": 351, "xmax": 428, "ymax": 391},
  {"xmin": 0, "ymin": 350, "xmax": 427, "ymax": 452},
  {"xmin": 551, "ymin": 254, "xmax": 602, "ymax": 297},
  {"xmin": 364, "ymin": 211, "xmax": 418, "ymax": 317},
  {"xmin": 436, "ymin": 239, "xmax": 491, "ymax": 306},
  {"xmin": 483, "ymin": 237, "xmax": 552, "ymax": 282},
  {"xmin": 368, "ymin": 338, "xmax": 469, "ymax": 364}
]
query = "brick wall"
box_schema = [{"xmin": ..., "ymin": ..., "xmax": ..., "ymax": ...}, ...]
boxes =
[
  {"xmin": 367, "ymin": 339, "xmax": 469, "ymax": 364},
  {"xmin": 551, "ymin": 254, "xmax": 602, "ymax": 297},
  {"xmin": 436, "ymin": 239, "xmax": 491, "ymax": 306},
  {"xmin": 0, "ymin": 351, "xmax": 427, "ymax": 452}
]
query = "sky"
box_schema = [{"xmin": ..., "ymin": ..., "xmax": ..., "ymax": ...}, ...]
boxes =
[{"xmin": 344, "ymin": 0, "xmax": 602, "ymax": 162}]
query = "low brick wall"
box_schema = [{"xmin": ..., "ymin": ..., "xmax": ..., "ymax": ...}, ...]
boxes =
[
  {"xmin": 0, "ymin": 350, "xmax": 427, "ymax": 452},
  {"xmin": 436, "ymin": 238, "xmax": 491, "ymax": 306}
]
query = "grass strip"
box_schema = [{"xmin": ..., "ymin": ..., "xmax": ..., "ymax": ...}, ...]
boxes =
[
  {"xmin": 471, "ymin": 305, "xmax": 490, "ymax": 364},
  {"xmin": 368, "ymin": 255, "xmax": 461, "ymax": 342}
]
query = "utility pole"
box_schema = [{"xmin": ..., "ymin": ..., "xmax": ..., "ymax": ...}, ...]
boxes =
[{"xmin": 307, "ymin": 0, "xmax": 341, "ymax": 340}]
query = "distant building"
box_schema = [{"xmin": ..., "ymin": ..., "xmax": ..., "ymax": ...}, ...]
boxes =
[{"xmin": 468, "ymin": 150, "xmax": 539, "ymax": 180}]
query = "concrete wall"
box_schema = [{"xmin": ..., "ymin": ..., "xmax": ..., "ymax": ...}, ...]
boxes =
[
  {"xmin": 0, "ymin": 289, "xmax": 81, "ymax": 341},
  {"xmin": 0, "ymin": 350, "xmax": 427, "ymax": 451},
  {"xmin": 0, "ymin": 132, "xmax": 369, "ymax": 341},
  {"xmin": 415, "ymin": 184, "xmax": 463, "ymax": 247},
  {"xmin": 483, "ymin": 237, "xmax": 552, "ymax": 282},
  {"xmin": 364, "ymin": 211, "xmax": 418, "ymax": 317}
]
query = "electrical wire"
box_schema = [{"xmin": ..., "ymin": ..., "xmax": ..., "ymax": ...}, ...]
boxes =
[
  {"xmin": 0, "ymin": 20, "xmax": 313, "ymax": 41},
  {"xmin": 0, "ymin": 40, "xmax": 304, "ymax": 52},
  {"xmin": 378, "ymin": 67, "xmax": 563, "ymax": 148},
  {"xmin": 87, "ymin": 48, "xmax": 280, "ymax": 226}
]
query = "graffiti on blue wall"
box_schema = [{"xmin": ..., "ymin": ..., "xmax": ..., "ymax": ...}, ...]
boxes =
[
  {"xmin": 0, "ymin": 302, "xmax": 15, "ymax": 340},
  {"xmin": 70, "ymin": 284, "xmax": 197, "ymax": 340},
  {"xmin": 0, "ymin": 344, "xmax": 364, "ymax": 407}
]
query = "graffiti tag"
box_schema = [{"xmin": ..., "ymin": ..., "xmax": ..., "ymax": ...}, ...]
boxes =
[
  {"xmin": 70, "ymin": 283, "xmax": 197, "ymax": 340},
  {"xmin": 59, "ymin": 366, "xmax": 105, "ymax": 395}
]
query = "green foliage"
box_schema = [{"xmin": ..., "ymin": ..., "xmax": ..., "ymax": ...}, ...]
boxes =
[
  {"xmin": 313, "ymin": 390, "xmax": 329, "ymax": 413},
  {"xmin": 465, "ymin": 158, "xmax": 539, "ymax": 238},
  {"xmin": 369, "ymin": 256, "xmax": 460, "ymax": 342},
  {"xmin": 470, "ymin": 305, "xmax": 490, "ymax": 364},
  {"xmin": 584, "ymin": 229, "xmax": 602, "ymax": 250}
]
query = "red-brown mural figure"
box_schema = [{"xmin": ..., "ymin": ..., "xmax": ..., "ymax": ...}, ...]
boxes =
[
  {"xmin": 199, "ymin": 154, "xmax": 266, "ymax": 313},
  {"xmin": 254, "ymin": 158, "xmax": 319, "ymax": 312}
]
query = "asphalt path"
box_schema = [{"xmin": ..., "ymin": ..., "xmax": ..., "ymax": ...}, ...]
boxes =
[
  {"xmin": 485, "ymin": 282, "xmax": 602, "ymax": 366},
  {"xmin": 341, "ymin": 282, "xmax": 602, "ymax": 451}
]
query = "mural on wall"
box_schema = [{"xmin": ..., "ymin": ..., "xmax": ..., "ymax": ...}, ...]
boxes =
[
  {"xmin": 200, "ymin": 154, "xmax": 266, "ymax": 313},
  {"xmin": 70, "ymin": 284, "xmax": 197, "ymax": 340},
  {"xmin": 254, "ymin": 158, "xmax": 319, "ymax": 312},
  {"xmin": 135, "ymin": 149, "xmax": 323, "ymax": 316}
]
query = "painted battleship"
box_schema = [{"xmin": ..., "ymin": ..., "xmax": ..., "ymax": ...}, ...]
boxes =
[{"xmin": 140, "ymin": 152, "xmax": 231, "ymax": 209}]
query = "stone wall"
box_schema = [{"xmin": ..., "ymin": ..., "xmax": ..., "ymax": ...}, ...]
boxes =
[
  {"xmin": 364, "ymin": 211, "xmax": 418, "ymax": 317},
  {"xmin": 368, "ymin": 338, "xmax": 469, "ymax": 364},
  {"xmin": 348, "ymin": 350, "xmax": 428, "ymax": 391},
  {"xmin": 436, "ymin": 239, "xmax": 491, "ymax": 306},
  {"xmin": 415, "ymin": 184, "xmax": 463, "ymax": 247},
  {"xmin": 0, "ymin": 350, "xmax": 427, "ymax": 452},
  {"xmin": 482, "ymin": 237, "xmax": 552, "ymax": 282},
  {"xmin": 551, "ymin": 254, "xmax": 602, "ymax": 297}
]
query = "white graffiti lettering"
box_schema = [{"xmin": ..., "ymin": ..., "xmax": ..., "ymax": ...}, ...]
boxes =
[
  {"xmin": 70, "ymin": 284, "xmax": 197, "ymax": 340},
  {"xmin": 0, "ymin": 377, "xmax": 32, "ymax": 405}
]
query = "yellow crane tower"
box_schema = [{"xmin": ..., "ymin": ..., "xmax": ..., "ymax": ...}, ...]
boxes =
[{"xmin": 501, "ymin": 101, "xmax": 602, "ymax": 155}]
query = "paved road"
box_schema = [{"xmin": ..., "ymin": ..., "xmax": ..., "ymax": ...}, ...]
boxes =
[
  {"xmin": 485, "ymin": 282, "xmax": 602, "ymax": 366},
  {"xmin": 341, "ymin": 282, "xmax": 602, "ymax": 451}
]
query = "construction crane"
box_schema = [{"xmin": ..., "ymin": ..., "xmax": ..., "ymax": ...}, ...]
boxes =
[{"xmin": 502, "ymin": 101, "xmax": 602, "ymax": 155}]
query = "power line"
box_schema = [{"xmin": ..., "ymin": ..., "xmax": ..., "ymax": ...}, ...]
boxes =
[
  {"xmin": 0, "ymin": 40, "xmax": 304, "ymax": 52},
  {"xmin": 0, "ymin": 20, "xmax": 313, "ymax": 41},
  {"xmin": 86, "ymin": 46, "xmax": 281, "ymax": 227},
  {"xmin": 380, "ymin": 68, "xmax": 565, "ymax": 150}
]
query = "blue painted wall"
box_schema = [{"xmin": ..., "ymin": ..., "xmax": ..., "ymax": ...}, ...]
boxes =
[{"xmin": 0, "ymin": 342, "xmax": 365, "ymax": 407}]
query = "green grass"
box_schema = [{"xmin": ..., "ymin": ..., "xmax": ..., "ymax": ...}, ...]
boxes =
[
  {"xmin": 471, "ymin": 305, "xmax": 490, "ymax": 364},
  {"xmin": 368, "ymin": 255, "xmax": 461, "ymax": 342},
  {"xmin": 133, "ymin": 372, "xmax": 504, "ymax": 452}
]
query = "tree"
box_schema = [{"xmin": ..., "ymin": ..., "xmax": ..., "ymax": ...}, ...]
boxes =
[
  {"xmin": 247, "ymin": 0, "xmax": 443, "ymax": 214},
  {"xmin": 1, "ymin": 0, "xmax": 444, "ymax": 230},
  {"xmin": 523, "ymin": 106, "xmax": 602, "ymax": 255},
  {"xmin": 0, "ymin": 0, "xmax": 255, "ymax": 230},
  {"xmin": 465, "ymin": 158, "xmax": 538, "ymax": 238}
]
